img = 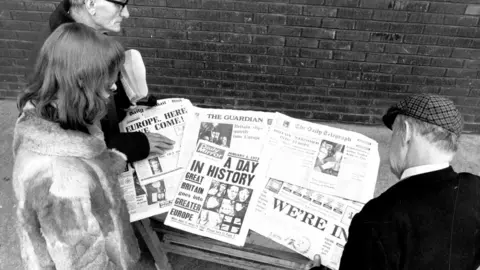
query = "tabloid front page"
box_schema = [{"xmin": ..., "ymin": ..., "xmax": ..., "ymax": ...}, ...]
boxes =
[
  {"xmin": 261, "ymin": 113, "xmax": 380, "ymax": 203},
  {"xmin": 164, "ymin": 141, "xmax": 269, "ymax": 246},
  {"xmin": 118, "ymin": 164, "xmax": 183, "ymax": 222},
  {"xmin": 119, "ymin": 98, "xmax": 193, "ymax": 185},
  {"xmin": 252, "ymin": 178, "xmax": 364, "ymax": 270}
]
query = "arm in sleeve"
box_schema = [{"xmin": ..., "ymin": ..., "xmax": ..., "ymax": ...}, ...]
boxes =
[
  {"xmin": 106, "ymin": 132, "xmax": 150, "ymax": 162},
  {"xmin": 339, "ymin": 214, "xmax": 394, "ymax": 270}
]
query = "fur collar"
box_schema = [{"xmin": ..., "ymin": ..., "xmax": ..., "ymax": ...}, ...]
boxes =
[{"xmin": 14, "ymin": 108, "xmax": 107, "ymax": 159}]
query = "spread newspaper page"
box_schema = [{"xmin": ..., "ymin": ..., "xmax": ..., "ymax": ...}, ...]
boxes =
[
  {"xmin": 177, "ymin": 107, "xmax": 274, "ymax": 169},
  {"xmin": 165, "ymin": 108, "xmax": 273, "ymax": 246},
  {"xmin": 164, "ymin": 141, "xmax": 269, "ymax": 246},
  {"xmin": 252, "ymin": 178, "xmax": 364, "ymax": 270},
  {"xmin": 119, "ymin": 98, "xmax": 193, "ymax": 185},
  {"xmin": 118, "ymin": 164, "xmax": 183, "ymax": 222},
  {"xmin": 260, "ymin": 113, "xmax": 380, "ymax": 203}
]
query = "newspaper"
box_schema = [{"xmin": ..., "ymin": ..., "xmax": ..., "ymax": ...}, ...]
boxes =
[
  {"xmin": 252, "ymin": 178, "xmax": 364, "ymax": 270},
  {"xmin": 177, "ymin": 108, "xmax": 274, "ymax": 169},
  {"xmin": 261, "ymin": 113, "xmax": 379, "ymax": 203},
  {"xmin": 165, "ymin": 139, "xmax": 271, "ymax": 246},
  {"xmin": 118, "ymin": 164, "xmax": 183, "ymax": 222},
  {"xmin": 121, "ymin": 98, "xmax": 189, "ymax": 125},
  {"xmin": 119, "ymin": 98, "xmax": 193, "ymax": 185}
]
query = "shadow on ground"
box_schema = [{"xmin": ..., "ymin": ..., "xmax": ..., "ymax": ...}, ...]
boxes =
[{"xmin": 1, "ymin": 99, "xmax": 479, "ymax": 269}]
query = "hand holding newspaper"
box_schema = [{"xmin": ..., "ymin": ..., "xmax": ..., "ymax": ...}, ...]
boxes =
[{"xmin": 119, "ymin": 98, "xmax": 193, "ymax": 185}]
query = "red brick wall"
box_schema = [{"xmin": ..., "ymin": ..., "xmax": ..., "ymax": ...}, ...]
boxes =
[{"xmin": 1, "ymin": 0, "xmax": 480, "ymax": 132}]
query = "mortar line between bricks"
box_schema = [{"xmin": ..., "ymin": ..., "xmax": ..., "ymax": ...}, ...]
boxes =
[
  {"xmin": 187, "ymin": 58, "xmax": 473, "ymax": 72},
  {"xmin": 149, "ymin": 48, "xmax": 480, "ymax": 63},
  {"xmin": 123, "ymin": 23, "xmax": 480, "ymax": 39},
  {"xmin": 147, "ymin": 74, "xmax": 467, "ymax": 90},
  {"xmin": 126, "ymin": 8, "xmax": 477, "ymax": 22}
]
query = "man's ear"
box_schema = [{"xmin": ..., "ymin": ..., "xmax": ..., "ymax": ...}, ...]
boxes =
[
  {"xmin": 403, "ymin": 120, "xmax": 412, "ymax": 145},
  {"xmin": 85, "ymin": 0, "xmax": 96, "ymax": 15}
]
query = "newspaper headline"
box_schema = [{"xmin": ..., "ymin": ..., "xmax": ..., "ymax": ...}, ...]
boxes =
[
  {"xmin": 252, "ymin": 178, "xmax": 364, "ymax": 270},
  {"xmin": 119, "ymin": 98, "xmax": 192, "ymax": 185},
  {"xmin": 164, "ymin": 141, "xmax": 267, "ymax": 246}
]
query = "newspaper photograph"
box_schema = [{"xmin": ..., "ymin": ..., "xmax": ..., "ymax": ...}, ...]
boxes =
[
  {"xmin": 177, "ymin": 108, "xmax": 274, "ymax": 170},
  {"xmin": 164, "ymin": 141, "xmax": 269, "ymax": 246},
  {"xmin": 252, "ymin": 178, "xmax": 364, "ymax": 270},
  {"xmin": 261, "ymin": 113, "xmax": 380, "ymax": 203},
  {"xmin": 118, "ymin": 164, "xmax": 183, "ymax": 222},
  {"xmin": 120, "ymin": 98, "xmax": 193, "ymax": 185}
]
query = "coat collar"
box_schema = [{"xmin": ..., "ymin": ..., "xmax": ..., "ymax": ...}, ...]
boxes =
[
  {"xmin": 13, "ymin": 107, "xmax": 106, "ymax": 159},
  {"xmin": 49, "ymin": 0, "xmax": 74, "ymax": 32}
]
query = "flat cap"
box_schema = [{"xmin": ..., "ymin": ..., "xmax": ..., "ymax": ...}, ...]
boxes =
[{"xmin": 382, "ymin": 94, "xmax": 463, "ymax": 136}]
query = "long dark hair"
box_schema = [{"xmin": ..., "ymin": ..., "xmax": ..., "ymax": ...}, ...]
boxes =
[{"xmin": 18, "ymin": 22, "xmax": 125, "ymax": 132}]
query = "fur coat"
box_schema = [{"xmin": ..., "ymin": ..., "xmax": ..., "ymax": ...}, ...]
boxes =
[{"xmin": 12, "ymin": 106, "xmax": 140, "ymax": 270}]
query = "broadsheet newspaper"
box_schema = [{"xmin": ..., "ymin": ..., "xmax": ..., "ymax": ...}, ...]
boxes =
[
  {"xmin": 252, "ymin": 178, "xmax": 364, "ymax": 270},
  {"xmin": 119, "ymin": 98, "xmax": 192, "ymax": 185},
  {"xmin": 164, "ymin": 141, "xmax": 268, "ymax": 246},
  {"xmin": 118, "ymin": 164, "xmax": 183, "ymax": 222},
  {"xmin": 261, "ymin": 113, "xmax": 380, "ymax": 203},
  {"xmin": 165, "ymin": 109, "xmax": 273, "ymax": 246},
  {"xmin": 177, "ymin": 107, "xmax": 274, "ymax": 169}
]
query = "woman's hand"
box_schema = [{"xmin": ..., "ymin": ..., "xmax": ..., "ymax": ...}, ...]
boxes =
[
  {"xmin": 301, "ymin": 255, "xmax": 322, "ymax": 270},
  {"xmin": 145, "ymin": 133, "xmax": 175, "ymax": 155}
]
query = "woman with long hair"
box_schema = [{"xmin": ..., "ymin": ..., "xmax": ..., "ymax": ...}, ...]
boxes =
[{"xmin": 13, "ymin": 23, "xmax": 140, "ymax": 269}]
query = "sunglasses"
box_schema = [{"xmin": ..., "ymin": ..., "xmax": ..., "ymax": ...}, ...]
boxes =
[{"xmin": 104, "ymin": 0, "xmax": 129, "ymax": 10}]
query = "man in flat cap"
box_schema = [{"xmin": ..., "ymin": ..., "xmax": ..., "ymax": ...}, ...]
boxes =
[{"xmin": 307, "ymin": 94, "xmax": 480, "ymax": 270}]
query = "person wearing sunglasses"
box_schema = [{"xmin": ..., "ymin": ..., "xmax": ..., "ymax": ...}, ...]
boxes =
[{"xmin": 26, "ymin": 0, "xmax": 175, "ymax": 164}]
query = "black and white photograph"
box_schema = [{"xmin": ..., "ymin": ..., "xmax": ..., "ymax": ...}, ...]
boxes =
[
  {"xmin": 133, "ymin": 171, "xmax": 146, "ymax": 197},
  {"xmin": 197, "ymin": 122, "xmax": 234, "ymax": 148},
  {"xmin": 148, "ymin": 157, "xmax": 163, "ymax": 175},
  {"xmin": 313, "ymin": 140, "xmax": 345, "ymax": 177},
  {"xmin": 145, "ymin": 180, "xmax": 166, "ymax": 205},
  {"xmin": 265, "ymin": 178, "xmax": 284, "ymax": 194},
  {"xmin": 200, "ymin": 182, "xmax": 253, "ymax": 234}
]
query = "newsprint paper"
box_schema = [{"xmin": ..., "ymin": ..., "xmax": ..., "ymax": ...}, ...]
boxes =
[
  {"xmin": 164, "ymin": 141, "xmax": 269, "ymax": 246},
  {"xmin": 118, "ymin": 164, "xmax": 183, "ymax": 222},
  {"xmin": 252, "ymin": 179, "xmax": 364, "ymax": 270},
  {"xmin": 261, "ymin": 113, "xmax": 380, "ymax": 203},
  {"xmin": 177, "ymin": 108, "xmax": 274, "ymax": 170},
  {"xmin": 119, "ymin": 98, "xmax": 193, "ymax": 185}
]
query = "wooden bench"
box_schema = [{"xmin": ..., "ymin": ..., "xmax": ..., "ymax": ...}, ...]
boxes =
[{"xmin": 134, "ymin": 214, "xmax": 309, "ymax": 270}]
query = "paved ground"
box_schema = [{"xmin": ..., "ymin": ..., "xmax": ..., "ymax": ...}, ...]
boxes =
[{"xmin": 1, "ymin": 98, "xmax": 479, "ymax": 270}]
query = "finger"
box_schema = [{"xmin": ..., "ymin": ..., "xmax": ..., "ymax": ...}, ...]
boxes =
[
  {"xmin": 154, "ymin": 142, "xmax": 175, "ymax": 150},
  {"xmin": 150, "ymin": 148, "xmax": 165, "ymax": 155},
  {"xmin": 148, "ymin": 133, "xmax": 175, "ymax": 144},
  {"xmin": 313, "ymin": 255, "xmax": 321, "ymax": 265}
]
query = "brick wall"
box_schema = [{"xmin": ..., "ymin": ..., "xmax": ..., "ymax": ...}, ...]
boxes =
[{"xmin": 1, "ymin": 0, "xmax": 480, "ymax": 132}]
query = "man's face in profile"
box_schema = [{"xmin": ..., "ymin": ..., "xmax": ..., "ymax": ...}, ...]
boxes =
[{"xmin": 91, "ymin": 0, "xmax": 130, "ymax": 33}]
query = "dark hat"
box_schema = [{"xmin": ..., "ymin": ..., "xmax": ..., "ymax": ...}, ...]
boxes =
[{"xmin": 382, "ymin": 94, "xmax": 463, "ymax": 136}]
